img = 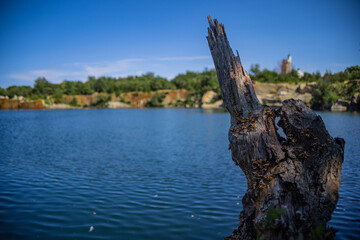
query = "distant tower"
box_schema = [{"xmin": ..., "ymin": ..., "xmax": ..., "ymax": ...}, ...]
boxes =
[{"xmin": 281, "ymin": 54, "xmax": 292, "ymax": 74}]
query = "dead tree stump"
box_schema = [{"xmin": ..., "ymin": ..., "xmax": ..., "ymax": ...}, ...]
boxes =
[{"xmin": 206, "ymin": 16, "xmax": 345, "ymax": 240}]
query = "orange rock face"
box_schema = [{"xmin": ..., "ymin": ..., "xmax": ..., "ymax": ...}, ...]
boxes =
[
  {"xmin": 162, "ymin": 89, "xmax": 192, "ymax": 105},
  {"xmin": 0, "ymin": 99, "xmax": 43, "ymax": 110},
  {"xmin": 0, "ymin": 89, "xmax": 193, "ymax": 110},
  {"xmin": 61, "ymin": 90, "xmax": 192, "ymax": 108}
]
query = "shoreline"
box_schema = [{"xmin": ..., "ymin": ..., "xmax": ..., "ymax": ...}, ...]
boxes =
[
  {"xmin": 1, "ymin": 82, "xmax": 359, "ymax": 112},
  {"xmin": 1, "ymin": 105, "xmax": 360, "ymax": 114}
]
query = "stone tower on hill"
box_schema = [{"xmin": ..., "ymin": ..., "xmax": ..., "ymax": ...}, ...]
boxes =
[{"xmin": 281, "ymin": 54, "xmax": 292, "ymax": 74}]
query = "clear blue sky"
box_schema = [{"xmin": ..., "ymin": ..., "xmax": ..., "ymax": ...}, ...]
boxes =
[{"xmin": 0, "ymin": 0, "xmax": 359, "ymax": 87}]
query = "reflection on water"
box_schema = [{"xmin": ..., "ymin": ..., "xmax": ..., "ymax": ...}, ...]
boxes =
[
  {"xmin": 0, "ymin": 109, "xmax": 358, "ymax": 239},
  {"xmin": 201, "ymin": 108, "xmax": 228, "ymax": 114}
]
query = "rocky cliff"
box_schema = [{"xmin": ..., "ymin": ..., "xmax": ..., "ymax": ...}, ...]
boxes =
[
  {"xmin": 0, "ymin": 97, "xmax": 43, "ymax": 110},
  {"xmin": 201, "ymin": 82, "xmax": 314, "ymax": 109},
  {"xmin": 253, "ymin": 82, "xmax": 313, "ymax": 107}
]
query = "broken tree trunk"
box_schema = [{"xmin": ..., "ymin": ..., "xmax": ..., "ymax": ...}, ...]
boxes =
[{"xmin": 206, "ymin": 16, "xmax": 345, "ymax": 240}]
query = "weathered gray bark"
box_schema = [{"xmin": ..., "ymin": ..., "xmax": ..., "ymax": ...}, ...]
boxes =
[{"xmin": 206, "ymin": 16, "xmax": 345, "ymax": 240}]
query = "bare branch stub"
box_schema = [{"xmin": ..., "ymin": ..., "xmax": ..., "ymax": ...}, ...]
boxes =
[{"xmin": 207, "ymin": 15, "xmax": 345, "ymax": 240}]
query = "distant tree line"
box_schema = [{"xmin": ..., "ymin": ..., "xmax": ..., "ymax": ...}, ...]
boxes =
[
  {"xmin": 0, "ymin": 69, "xmax": 218, "ymax": 101},
  {"xmin": 0, "ymin": 66, "xmax": 359, "ymax": 109},
  {"xmin": 250, "ymin": 64, "xmax": 360, "ymax": 83}
]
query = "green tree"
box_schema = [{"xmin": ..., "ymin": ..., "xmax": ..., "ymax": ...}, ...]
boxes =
[
  {"xmin": 53, "ymin": 89, "xmax": 64, "ymax": 103},
  {"xmin": 32, "ymin": 77, "xmax": 55, "ymax": 97},
  {"xmin": 250, "ymin": 64, "xmax": 261, "ymax": 76},
  {"xmin": 345, "ymin": 65, "xmax": 360, "ymax": 74},
  {"xmin": 79, "ymin": 82, "xmax": 94, "ymax": 95},
  {"xmin": 6, "ymin": 86, "xmax": 32, "ymax": 98},
  {"xmin": 303, "ymin": 72, "xmax": 322, "ymax": 82},
  {"xmin": 336, "ymin": 80, "xmax": 359, "ymax": 100},
  {"xmin": 94, "ymin": 77, "xmax": 107, "ymax": 93},
  {"xmin": 91, "ymin": 95, "xmax": 110, "ymax": 108},
  {"xmin": 63, "ymin": 81, "xmax": 78, "ymax": 95},
  {"xmin": 69, "ymin": 96, "xmax": 79, "ymax": 107},
  {"xmin": 311, "ymin": 80, "xmax": 339, "ymax": 110},
  {"xmin": 145, "ymin": 92, "xmax": 166, "ymax": 107},
  {"xmin": 199, "ymin": 69, "xmax": 218, "ymax": 92},
  {"xmin": 345, "ymin": 65, "xmax": 360, "ymax": 80},
  {"xmin": 172, "ymin": 71, "xmax": 202, "ymax": 90},
  {"xmin": 0, "ymin": 87, "xmax": 6, "ymax": 96}
]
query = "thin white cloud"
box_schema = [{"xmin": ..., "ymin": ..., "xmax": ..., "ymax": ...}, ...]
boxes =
[
  {"xmin": 7, "ymin": 74, "xmax": 35, "ymax": 82},
  {"xmin": 7, "ymin": 56, "xmax": 212, "ymax": 83},
  {"xmin": 8, "ymin": 70, "xmax": 85, "ymax": 83},
  {"xmin": 83, "ymin": 58, "xmax": 145, "ymax": 76},
  {"xmin": 153, "ymin": 56, "xmax": 211, "ymax": 61},
  {"xmin": 329, "ymin": 63, "xmax": 349, "ymax": 68},
  {"xmin": 30, "ymin": 69, "xmax": 84, "ymax": 79}
]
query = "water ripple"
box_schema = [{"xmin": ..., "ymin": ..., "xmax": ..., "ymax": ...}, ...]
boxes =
[{"xmin": 0, "ymin": 109, "xmax": 358, "ymax": 239}]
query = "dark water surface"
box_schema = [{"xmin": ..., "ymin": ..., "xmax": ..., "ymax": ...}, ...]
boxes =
[{"xmin": 0, "ymin": 109, "xmax": 359, "ymax": 239}]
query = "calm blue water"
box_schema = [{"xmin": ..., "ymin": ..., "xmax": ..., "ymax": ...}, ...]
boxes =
[{"xmin": 0, "ymin": 109, "xmax": 359, "ymax": 239}]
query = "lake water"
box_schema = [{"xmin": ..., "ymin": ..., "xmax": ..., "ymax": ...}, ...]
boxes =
[{"xmin": 0, "ymin": 109, "xmax": 359, "ymax": 239}]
